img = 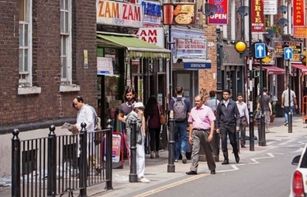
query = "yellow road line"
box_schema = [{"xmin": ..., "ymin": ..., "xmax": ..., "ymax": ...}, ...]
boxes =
[{"xmin": 134, "ymin": 174, "xmax": 209, "ymax": 197}]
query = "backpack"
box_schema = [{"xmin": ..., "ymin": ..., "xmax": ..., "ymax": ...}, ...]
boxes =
[{"xmin": 173, "ymin": 97, "xmax": 187, "ymax": 121}]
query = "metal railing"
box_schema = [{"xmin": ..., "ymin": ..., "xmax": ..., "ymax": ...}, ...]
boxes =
[{"xmin": 12, "ymin": 121, "xmax": 113, "ymax": 197}]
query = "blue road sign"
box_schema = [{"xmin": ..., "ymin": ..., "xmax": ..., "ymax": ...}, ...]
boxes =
[
  {"xmin": 284, "ymin": 47, "xmax": 293, "ymax": 60},
  {"xmin": 254, "ymin": 43, "xmax": 266, "ymax": 59}
]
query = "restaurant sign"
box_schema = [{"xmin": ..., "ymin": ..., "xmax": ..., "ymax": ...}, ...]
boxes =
[
  {"xmin": 293, "ymin": 0, "xmax": 305, "ymax": 26},
  {"xmin": 142, "ymin": 1, "xmax": 162, "ymax": 26},
  {"xmin": 207, "ymin": 0, "xmax": 228, "ymax": 25},
  {"xmin": 136, "ymin": 28, "xmax": 164, "ymax": 48},
  {"xmin": 251, "ymin": 0, "xmax": 265, "ymax": 32},
  {"xmin": 96, "ymin": 0, "xmax": 143, "ymax": 28}
]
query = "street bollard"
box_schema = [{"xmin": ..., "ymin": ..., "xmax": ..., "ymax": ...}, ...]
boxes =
[
  {"xmin": 79, "ymin": 123, "xmax": 87, "ymax": 197},
  {"xmin": 105, "ymin": 119, "xmax": 113, "ymax": 190},
  {"xmin": 249, "ymin": 112, "xmax": 255, "ymax": 151},
  {"xmin": 167, "ymin": 117, "xmax": 175, "ymax": 173},
  {"xmin": 258, "ymin": 113, "xmax": 266, "ymax": 146},
  {"xmin": 12, "ymin": 129, "xmax": 21, "ymax": 197},
  {"xmin": 288, "ymin": 110, "xmax": 293, "ymax": 133},
  {"xmin": 129, "ymin": 120, "xmax": 138, "ymax": 182},
  {"xmin": 47, "ymin": 125, "xmax": 57, "ymax": 197}
]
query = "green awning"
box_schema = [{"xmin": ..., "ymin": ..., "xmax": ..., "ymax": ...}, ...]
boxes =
[{"xmin": 97, "ymin": 34, "xmax": 170, "ymax": 59}]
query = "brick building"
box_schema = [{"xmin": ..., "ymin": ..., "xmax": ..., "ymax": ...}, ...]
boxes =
[{"xmin": 0, "ymin": 0, "xmax": 97, "ymax": 133}]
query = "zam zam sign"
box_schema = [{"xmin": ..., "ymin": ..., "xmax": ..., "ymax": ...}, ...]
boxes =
[{"xmin": 97, "ymin": 0, "xmax": 143, "ymax": 28}]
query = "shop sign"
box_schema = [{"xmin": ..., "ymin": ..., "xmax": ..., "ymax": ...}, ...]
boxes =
[
  {"xmin": 263, "ymin": 0, "xmax": 277, "ymax": 15},
  {"xmin": 183, "ymin": 62, "xmax": 211, "ymax": 69},
  {"xmin": 162, "ymin": 3, "xmax": 196, "ymax": 25},
  {"xmin": 293, "ymin": 0, "xmax": 305, "ymax": 26},
  {"xmin": 97, "ymin": 57, "xmax": 114, "ymax": 75},
  {"xmin": 141, "ymin": 1, "xmax": 162, "ymax": 26},
  {"xmin": 207, "ymin": 0, "xmax": 228, "ymax": 25},
  {"xmin": 273, "ymin": 41, "xmax": 302, "ymax": 62},
  {"xmin": 251, "ymin": 0, "xmax": 265, "ymax": 32},
  {"xmin": 136, "ymin": 27, "xmax": 164, "ymax": 48},
  {"xmin": 97, "ymin": 0, "xmax": 143, "ymax": 28},
  {"xmin": 171, "ymin": 27, "xmax": 207, "ymax": 61},
  {"xmin": 294, "ymin": 26, "xmax": 307, "ymax": 38}
]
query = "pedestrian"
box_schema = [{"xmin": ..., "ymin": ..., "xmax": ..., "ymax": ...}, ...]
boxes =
[
  {"xmin": 186, "ymin": 95, "xmax": 216, "ymax": 175},
  {"xmin": 216, "ymin": 89, "xmax": 240, "ymax": 165},
  {"xmin": 145, "ymin": 96, "xmax": 161, "ymax": 159},
  {"xmin": 205, "ymin": 90, "xmax": 220, "ymax": 162},
  {"xmin": 169, "ymin": 86, "xmax": 191, "ymax": 163},
  {"xmin": 257, "ymin": 87, "xmax": 272, "ymax": 132},
  {"xmin": 126, "ymin": 102, "xmax": 150, "ymax": 183},
  {"xmin": 236, "ymin": 94, "xmax": 249, "ymax": 148},
  {"xmin": 117, "ymin": 87, "xmax": 137, "ymax": 159},
  {"xmin": 281, "ymin": 84, "xmax": 298, "ymax": 126}
]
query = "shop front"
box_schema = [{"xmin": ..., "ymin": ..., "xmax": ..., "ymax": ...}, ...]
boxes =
[{"xmin": 171, "ymin": 27, "xmax": 209, "ymax": 104}]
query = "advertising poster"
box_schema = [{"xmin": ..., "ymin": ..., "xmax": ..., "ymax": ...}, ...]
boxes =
[
  {"xmin": 163, "ymin": 3, "xmax": 196, "ymax": 25},
  {"xmin": 207, "ymin": 0, "xmax": 228, "ymax": 25}
]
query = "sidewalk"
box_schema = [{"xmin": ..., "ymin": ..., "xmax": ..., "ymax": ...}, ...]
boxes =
[{"xmin": 1, "ymin": 116, "xmax": 306, "ymax": 196}]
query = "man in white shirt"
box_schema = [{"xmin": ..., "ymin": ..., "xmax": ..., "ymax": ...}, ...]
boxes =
[
  {"xmin": 236, "ymin": 94, "xmax": 249, "ymax": 148},
  {"xmin": 282, "ymin": 85, "xmax": 298, "ymax": 126}
]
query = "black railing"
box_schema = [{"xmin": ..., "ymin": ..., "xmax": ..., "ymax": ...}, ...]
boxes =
[{"xmin": 12, "ymin": 121, "xmax": 113, "ymax": 197}]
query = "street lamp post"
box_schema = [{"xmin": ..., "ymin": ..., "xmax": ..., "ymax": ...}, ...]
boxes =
[
  {"xmin": 248, "ymin": 0, "xmax": 255, "ymax": 151},
  {"xmin": 288, "ymin": 60, "xmax": 293, "ymax": 133}
]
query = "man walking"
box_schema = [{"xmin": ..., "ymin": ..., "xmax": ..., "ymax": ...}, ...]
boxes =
[
  {"xmin": 216, "ymin": 89, "xmax": 240, "ymax": 165},
  {"xmin": 186, "ymin": 95, "xmax": 216, "ymax": 175},
  {"xmin": 169, "ymin": 86, "xmax": 191, "ymax": 163},
  {"xmin": 282, "ymin": 84, "xmax": 298, "ymax": 126},
  {"xmin": 257, "ymin": 88, "xmax": 272, "ymax": 132},
  {"xmin": 236, "ymin": 94, "xmax": 249, "ymax": 148}
]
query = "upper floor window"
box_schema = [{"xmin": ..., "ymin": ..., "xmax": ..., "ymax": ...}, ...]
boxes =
[
  {"xmin": 60, "ymin": 0, "xmax": 72, "ymax": 85},
  {"xmin": 18, "ymin": 0, "xmax": 32, "ymax": 87}
]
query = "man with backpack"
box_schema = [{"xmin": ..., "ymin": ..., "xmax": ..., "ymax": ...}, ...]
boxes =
[{"xmin": 169, "ymin": 86, "xmax": 191, "ymax": 163}]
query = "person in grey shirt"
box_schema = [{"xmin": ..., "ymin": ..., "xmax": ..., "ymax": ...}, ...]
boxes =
[
  {"xmin": 257, "ymin": 87, "xmax": 272, "ymax": 132},
  {"xmin": 216, "ymin": 89, "xmax": 240, "ymax": 165}
]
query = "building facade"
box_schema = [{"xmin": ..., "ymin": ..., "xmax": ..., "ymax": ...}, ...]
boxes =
[{"xmin": 0, "ymin": 0, "xmax": 97, "ymax": 132}]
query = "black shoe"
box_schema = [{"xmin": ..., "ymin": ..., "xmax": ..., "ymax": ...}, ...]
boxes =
[
  {"xmin": 210, "ymin": 170, "xmax": 216, "ymax": 175},
  {"xmin": 186, "ymin": 171, "xmax": 197, "ymax": 175},
  {"xmin": 221, "ymin": 160, "xmax": 229, "ymax": 165},
  {"xmin": 235, "ymin": 154, "xmax": 240, "ymax": 163},
  {"xmin": 241, "ymin": 145, "xmax": 246, "ymax": 148}
]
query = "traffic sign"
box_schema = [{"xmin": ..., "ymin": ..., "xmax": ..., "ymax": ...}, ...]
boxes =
[
  {"xmin": 284, "ymin": 47, "xmax": 293, "ymax": 60},
  {"xmin": 254, "ymin": 43, "xmax": 266, "ymax": 59}
]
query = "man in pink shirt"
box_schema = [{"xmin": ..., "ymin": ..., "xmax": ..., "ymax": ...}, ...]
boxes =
[{"xmin": 186, "ymin": 95, "xmax": 216, "ymax": 175}]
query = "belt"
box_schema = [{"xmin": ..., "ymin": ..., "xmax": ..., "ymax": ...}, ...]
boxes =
[{"xmin": 193, "ymin": 128, "xmax": 210, "ymax": 132}]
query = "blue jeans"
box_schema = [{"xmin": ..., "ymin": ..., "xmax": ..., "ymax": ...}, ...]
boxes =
[
  {"xmin": 174, "ymin": 121, "xmax": 187, "ymax": 160},
  {"xmin": 284, "ymin": 106, "xmax": 294, "ymax": 124}
]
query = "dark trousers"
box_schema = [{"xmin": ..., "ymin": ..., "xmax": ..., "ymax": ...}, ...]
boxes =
[
  {"xmin": 149, "ymin": 128, "xmax": 160, "ymax": 152},
  {"xmin": 220, "ymin": 125, "xmax": 238, "ymax": 155},
  {"xmin": 210, "ymin": 132, "xmax": 220, "ymax": 158}
]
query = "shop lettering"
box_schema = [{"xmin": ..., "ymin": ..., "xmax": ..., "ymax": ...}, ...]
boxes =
[
  {"xmin": 138, "ymin": 29, "xmax": 157, "ymax": 43},
  {"xmin": 141, "ymin": 1, "xmax": 162, "ymax": 17},
  {"xmin": 254, "ymin": 0, "xmax": 263, "ymax": 23},
  {"xmin": 209, "ymin": 14, "xmax": 227, "ymax": 20},
  {"xmin": 97, "ymin": 0, "xmax": 141, "ymax": 21}
]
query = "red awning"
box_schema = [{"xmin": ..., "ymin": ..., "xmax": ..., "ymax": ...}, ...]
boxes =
[
  {"xmin": 263, "ymin": 66, "xmax": 285, "ymax": 75},
  {"xmin": 292, "ymin": 63, "xmax": 307, "ymax": 75}
]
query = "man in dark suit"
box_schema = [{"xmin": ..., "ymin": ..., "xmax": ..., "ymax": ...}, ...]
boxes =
[{"xmin": 216, "ymin": 89, "xmax": 240, "ymax": 165}]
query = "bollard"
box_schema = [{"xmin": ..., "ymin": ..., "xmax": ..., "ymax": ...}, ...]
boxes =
[
  {"xmin": 167, "ymin": 118, "xmax": 175, "ymax": 173},
  {"xmin": 249, "ymin": 112, "xmax": 255, "ymax": 151},
  {"xmin": 47, "ymin": 125, "xmax": 57, "ymax": 197},
  {"xmin": 258, "ymin": 113, "xmax": 266, "ymax": 146},
  {"xmin": 79, "ymin": 123, "xmax": 87, "ymax": 197},
  {"xmin": 105, "ymin": 119, "xmax": 113, "ymax": 190},
  {"xmin": 129, "ymin": 120, "xmax": 138, "ymax": 182},
  {"xmin": 288, "ymin": 110, "xmax": 293, "ymax": 133},
  {"xmin": 12, "ymin": 129, "xmax": 21, "ymax": 197}
]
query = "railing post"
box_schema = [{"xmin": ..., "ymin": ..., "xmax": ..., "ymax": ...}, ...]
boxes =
[
  {"xmin": 129, "ymin": 120, "xmax": 138, "ymax": 182},
  {"xmin": 79, "ymin": 123, "xmax": 87, "ymax": 197},
  {"xmin": 12, "ymin": 129, "xmax": 21, "ymax": 197},
  {"xmin": 167, "ymin": 117, "xmax": 175, "ymax": 172},
  {"xmin": 47, "ymin": 125, "xmax": 57, "ymax": 197},
  {"xmin": 105, "ymin": 119, "xmax": 113, "ymax": 189}
]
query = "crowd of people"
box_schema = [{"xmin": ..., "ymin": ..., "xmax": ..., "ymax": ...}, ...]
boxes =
[{"xmin": 66, "ymin": 84, "xmax": 298, "ymax": 181}]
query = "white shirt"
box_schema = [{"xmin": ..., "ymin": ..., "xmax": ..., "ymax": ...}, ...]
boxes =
[
  {"xmin": 76, "ymin": 104, "xmax": 96, "ymax": 133},
  {"xmin": 236, "ymin": 101, "xmax": 250, "ymax": 124},
  {"xmin": 282, "ymin": 89, "xmax": 296, "ymax": 107},
  {"xmin": 222, "ymin": 99, "xmax": 229, "ymax": 108}
]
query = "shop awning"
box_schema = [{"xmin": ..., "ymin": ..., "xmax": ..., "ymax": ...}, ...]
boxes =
[
  {"xmin": 97, "ymin": 33, "xmax": 170, "ymax": 59},
  {"xmin": 263, "ymin": 66, "xmax": 285, "ymax": 75},
  {"xmin": 292, "ymin": 63, "xmax": 307, "ymax": 75}
]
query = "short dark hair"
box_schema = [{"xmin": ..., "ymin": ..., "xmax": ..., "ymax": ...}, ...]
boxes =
[
  {"xmin": 209, "ymin": 90, "xmax": 216, "ymax": 97},
  {"xmin": 75, "ymin": 96, "xmax": 84, "ymax": 103},
  {"xmin": 222, "ymin": 89, "xmax": 231, "ymax": 94},
  {"xmin": 237, "ymin": 93, "xmax": 243, "ymax": 97},
  {"xmin": 176, "ymin": 86, "xmax": 183, "ymax": 95},
  {"xmin": 263, "ymin": 87, "xmax": 268, "ymax": 92}
]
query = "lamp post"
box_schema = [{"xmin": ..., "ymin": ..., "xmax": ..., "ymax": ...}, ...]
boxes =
[{"xmin": 248, "ymin": 0, "xmax": 255, "ymax": 151}]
